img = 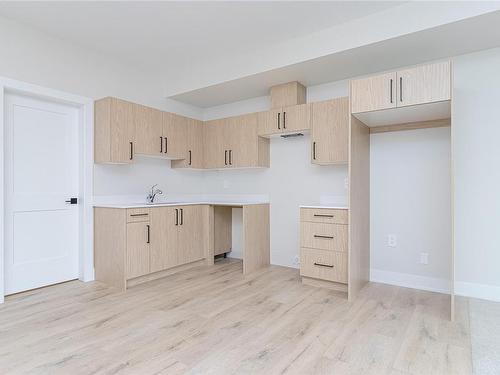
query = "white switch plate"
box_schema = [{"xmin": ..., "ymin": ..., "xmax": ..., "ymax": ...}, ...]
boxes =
[
  {"xmin": 420, "ymin": 252, "xmax": 429, "ymax": 265},
  {"xmin": 387, "ymin": 234, "xmax": 397, "ymax": 247},
  {"xmin": 293, "ymin": 255, "xmax": 300, "ymax": 265}
]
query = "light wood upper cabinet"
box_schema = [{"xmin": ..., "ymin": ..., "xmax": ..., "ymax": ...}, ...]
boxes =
[
  {"xmin": 205, "ymin": 114, "xmax": 269, "ymax": 169},
  {"xmin": 171, "ymin": 118, "xmax": 204, "ymax": 169},
  {"xmin": 228, "ymin": 113, "xmax": 269, "ymax": 168},
  {"xmin": 281, "ymin": 103, "xmax": 310, "ymax": 133},
  {"xmin": 150, "ymin": 206, "xmax": 179, "ymax": 273},
  {"xmin": 257, "ymin": 104, "xmax": 310, "ymax": 137},
  {"xmin": 163, "ymin": 112, "xmax": 187, "ymax": 159},
  {"xmin": 350, "ymin": 72, "xmax": 397, "ymax": 114},
  {"xmin": 257, "ymin": 108, "xmax": 282, "ymax": 136},
  {"xmin": 311, "ymin": 97, "xmax": 349, "ymax": 165},
  {"xmin": 397, "ymin": 61, "xmax": 451, "ymax": 107},
  {"xmin": 350, "ymin": 61, "xmax": 451, "ymax": 114},
  {"xmin": 95, "ymin": 97, "xmax": 135, "ymax": 164},
  {"xmin": 203, "ymin": 118, "xmax": 226, "ymax": 169},
  {"xmin": 134, "ymin": 106, "xmax": 163, "ymax": 156},
  {"xmin": 126, "ymin": 221, "xmax": 150, "ymax": 279}
]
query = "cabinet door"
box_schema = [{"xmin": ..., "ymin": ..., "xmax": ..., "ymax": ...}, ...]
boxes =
[
  {"xmin": 281, "ymin": 103, "xmax": 310, "ymax": 133},
  {"xmin": 397, "ymin": 61, "xmax": 451, "ymax": 108},
  {"xmin": 204, "ymin": 119, "xmax": 227, "ymax": 169},
  {"xmin": 135, "ymin": 106, "xmax": 163, "ymax": 156},
  {"xmin": 350, "ymin": 72, "xmax": 397, "ymax": 113},
  {"xmin": 257, "ymin": 108, "xmax": 282, "ymax": 137},
  {"xmin": 126, "ymin": 222, "xmax": 150, "ymax": 279},
  {"xmin": 110, "ymin": 98, "xmax": 135, "ymax": 163},
  {"xmin": 311, "ymin": 97, "xmax": 349, "ymax": 164},
  {"xmin": 163, "ymin": 112, "xmax": 187, "ymax": 159},
  {"xmin": 178, "ymin": 205, "xmax": 205, "ymax": 265},
  {"xmin": 229, "ymin": 113, "xmax": 259, "ymax": 168},
  {"xmin": 187, "ymin": 119, "xmax": 204, "ymax": 168},
  {"xmin": 150, "ymin": 207, "xmax": 178, "ymax": 272}
]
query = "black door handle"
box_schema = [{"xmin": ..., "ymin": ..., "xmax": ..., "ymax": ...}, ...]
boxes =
[
  {"xmin": 160, "ymin": 136, "xmax": 163, "ymax": 153},
  {"xmin": 314, "ymin": 262, "xmax": 334, "ymax": 268},
  {"xmin": 129, "ymin": 142, "xmax": 133, "ymax": 160},
  {"xmin": 229, "ymin": 150, "xmax": 232, "ymax": 165},
  {"xmin": 313, "ymin": 141, "xmax": 316, "ymax": 160},
  {"xmin": 225, "ymin": 150, "xmax": 227, "ymax": 165},
  {"xmin": 65, "ymin": 198, "xmax": 78, "ymax": 204},
  {"xmin": 146, "ymin": 225, "xmax": 150, "ymax": 244},
  {"xmin": 390, "ymin": 79, "xmax": 393, "ymax": 104},
  {"xmin": 400, "ymin": 76, "xmax": 403, "ymax": 102},
  {"xmin": 283, "ymin": 111, "xmax": 286, "ymax": 129},
  {"xmin": 179, "ymin": 208, "xmax": 183, "ymax": 225},
  {"xmin": 164, "ymin": 137, "xmax": 168, "ymax": 154},
  {"xmin": 314, "ymin": 235, "xmax": 334, "ymax": 239},
  {"xmin": 277, "ymin": 112, "xmax": 280, "ymax": 130},
  {"xmin": 188, "ymin": 150, "xmax": 192, "ymax": 165},
  {"xmin": 175, "ymin": 209, "xmax": 179, "ymax": 225}
]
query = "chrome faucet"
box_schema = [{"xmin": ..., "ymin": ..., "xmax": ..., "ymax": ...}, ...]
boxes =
[{"xmin": 146, "ymin": 184, "xmax": 163, "ymax": 204}]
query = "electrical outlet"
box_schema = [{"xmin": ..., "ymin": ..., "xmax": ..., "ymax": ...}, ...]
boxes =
[
  {"xmin": 293, "ymin": 255, "xmax": 300, "ymax": 265},
  {"xmin": 420, "ymin": 252, "xmax": 429, "ymax": 265},
  {"xmin": 387, "ymin": 234, "xmax": 397, "ymax": 247}
]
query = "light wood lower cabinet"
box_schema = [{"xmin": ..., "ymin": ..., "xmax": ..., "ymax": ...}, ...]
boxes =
[
  {"xmin": 311, "ymin": 97, "xmax": 349, "ymax": 164},
  {"xmin": 94, "ymin": 205, "xmax": 209, "ymax": 290},
  {"xmin": 150, "ymin": 205, "xmax": 207, "ymax": 272},
  {"xmin": 300, "ymin": 207, "xmax": 348, "ymax": 287},
  {"xmin": 150, "ymin": 206, "xmax": 178, "ymax": 272},
  {"xmin": 126, "ymin": 221, "xmax": 151, "ymax": 279}
]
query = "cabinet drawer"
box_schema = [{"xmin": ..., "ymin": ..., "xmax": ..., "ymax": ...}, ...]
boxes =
[
  {"xmin": 300, "ymin": 222, "xmax": 347, "ymax": 252},
  {"xmin": 300, "ymin": 208, "xmax": 348, "ymax": 224},
  {"xmin": 300, "ymin": 248, "xmax": 347, "ymax": 283},
  {"xmin": 127, "ymin": 208, "xmax": 150, "ymax": 223}
]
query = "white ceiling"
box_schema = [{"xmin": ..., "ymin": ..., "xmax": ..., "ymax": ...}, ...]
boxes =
[
  {"xmin": 0, "ymin": 1, "xmax": 402, "ymax": 72},
  {"xmin": 171, "ymin": 9, "xmax": 500, "ymax": 107}
]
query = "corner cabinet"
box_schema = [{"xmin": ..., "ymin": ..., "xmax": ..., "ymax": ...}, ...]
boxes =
[
  {"xmin": 351, "ymin": 61, "xmax": 451, "ymax": 114},
  {"xmin": 95, "ymin": 97, "xmax": 135, "ymax": 164},
  {"xmin": 171, "ymin": 118, "xmax": 204, "ymax": 169},
  {"xmin": 204, "ymin": 113, "xmax": 269, "ymax": 169},
  {"xmin": 311, "ymin": 97, "xmax": 349, "ymax": 165}
]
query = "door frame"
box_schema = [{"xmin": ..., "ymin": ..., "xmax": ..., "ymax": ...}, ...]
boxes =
[{"xmin": 0, "ymin": 77, "xmax": 94, "ymax": 303}]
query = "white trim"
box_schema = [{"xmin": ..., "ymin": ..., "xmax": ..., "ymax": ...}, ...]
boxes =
[
  {"xmin": 455, "ymin": 281, "xmax": 500, "ymax": 302},
  {"xmin": 0, "ymin": 77, "xmax": 94, "ymax": 302},
  {"xmin": 370, "ymin": 268, "xmax": 451, "ymax": 294}
]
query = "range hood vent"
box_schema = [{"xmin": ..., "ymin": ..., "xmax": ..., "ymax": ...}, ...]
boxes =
[{"xmin": 280, "ymin": 133, "xmax": 304, "ymax": 139}]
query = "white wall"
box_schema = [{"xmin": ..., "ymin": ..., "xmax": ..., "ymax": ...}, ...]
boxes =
[
  {"xmin": 0, "ymin": 16, "xmax": 205, "ymax": 199},
  {"xmin": 370, "ymin": 128, "xmax": 451, "ymax": 293},
  {"xmin": 453, "ymin": 47, "xmax": 500, "ymax": 301}
]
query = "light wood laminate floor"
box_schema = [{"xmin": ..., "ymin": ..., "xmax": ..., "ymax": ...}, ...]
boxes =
[{"xmin": 0, "ymin": 259, "xmax": 471, "ymax": 375}]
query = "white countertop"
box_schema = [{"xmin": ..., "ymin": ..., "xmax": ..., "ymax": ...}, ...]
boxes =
[
  {"xmin": 300, "ymin": 205, "xmax": 349, "ymax": 210},
  {"xmin": 94, "ymin": 201, "xmax": 269, "ymax": 209}
]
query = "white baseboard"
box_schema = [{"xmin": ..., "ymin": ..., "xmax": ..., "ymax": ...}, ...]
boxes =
[
  {"xmin": 455, "ymin": 281, "xmax": 500, "ymax": 302},
  {"xmin": 370, "ymin": 268, "xmax": 451, "ymax": 294}
]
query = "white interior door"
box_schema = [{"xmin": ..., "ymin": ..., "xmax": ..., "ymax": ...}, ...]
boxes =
[{"xmin": 4, "ymin": 92, "xmax": 79, "ymax": 295}]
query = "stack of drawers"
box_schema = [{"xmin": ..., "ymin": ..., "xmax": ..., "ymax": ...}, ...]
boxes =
[{"xmin": 299, "ymin": 207, "xmax": 348, "ymax": 285}]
